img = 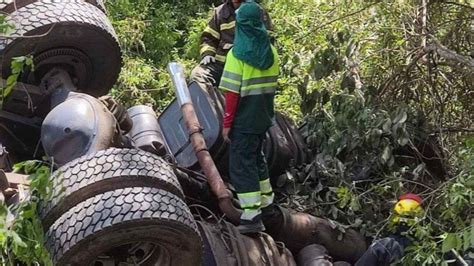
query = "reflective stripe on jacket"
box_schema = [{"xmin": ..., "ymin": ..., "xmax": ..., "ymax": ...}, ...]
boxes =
[
  {"xmin": 218, "ymin": 46, "xmax": 279, "ymax": 133},
  {"xmin": 200, "ymin": 2, "xmax": 272, "ymax": 63}
]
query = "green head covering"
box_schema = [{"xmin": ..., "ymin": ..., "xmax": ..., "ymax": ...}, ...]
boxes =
[{"xmin": 233, "ymin": 1, "xmax": 274, "ymax": 69}]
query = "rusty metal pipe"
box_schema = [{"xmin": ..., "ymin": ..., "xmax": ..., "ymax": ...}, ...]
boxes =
[
  {"xmin": 168, "ymin": 62, "xmax": 241, "ymax": 224},
  {"xmin": 265, "ymin": 206, "xmax": 366, "ymax": 263}
]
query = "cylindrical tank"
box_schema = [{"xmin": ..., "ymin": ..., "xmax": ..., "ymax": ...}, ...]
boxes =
[{"xmin": 127, "ymin": 105, "xmax": 167, "ymax": 156}]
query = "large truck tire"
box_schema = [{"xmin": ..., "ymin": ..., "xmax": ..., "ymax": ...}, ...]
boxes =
[
  {"xmin": 277, "ymin": 113, "xmax": 308, "ymax": 165},
  {"xmin": 0, "ymin": 0, "xmax": 106, "ymax": 14},
  {"xmin": 46, "ymin": 187, "xmax": 202, "ymax": 265},
  {"xmin": 40, "ymin": 148, "xmax": 184, "ymax": 229},
  {"xmin": 0, "ymin": 0, "xmax": 121, "ymax": 96}
]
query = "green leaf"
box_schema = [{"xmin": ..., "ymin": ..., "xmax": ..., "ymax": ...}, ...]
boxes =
[
  {"xmin": 381, "ymin": 146, "xmax": 392, "ymax": 164},
  {"xmin": 464, "ymin": 227, "xmax": 474, "ymax": 251},
  {"xmin": 25, "ymin": 57, "xmax": 34, "ymax": 68},
  {"xmin": 2, "ymin": 85, "xmax": 13, "ymax": 99},
  {"xmin": 349, "ymin": 198, "xmax": 360, "ymax": 211},
  {"xmin": 398, "ymin": 136, "xmax": 409, "ymax": 146},
  {"xmin": 382, "ymin": 118, "xmax": 392, "ymax": 133},
  {"xmin": 9, "ymin": 230, "xmax": 27, "ymax": 248},
  {"xmin": 442, "ymin": 233, "xmax": 460, "ymax": 253},
  {"xmin": 466, "ymin": 137, "xmax": 474, "ymax": 148},
  {"xmin": 393, "ymin": 110, "xmax": 407, "ymax": 125},
  {"xmin": 11, "ymin": 57, "xmax": 26, "ymax": 75},
  {"xmin": 22, "ymin": 206, "xmax": 35, "ymax": 219},
  {"xmin": 6, "ymin": 75, "xmax": 17, "ymax": 87}
]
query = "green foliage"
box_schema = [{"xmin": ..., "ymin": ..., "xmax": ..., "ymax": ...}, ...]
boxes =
[
  {"xmin": 0, "ymin": 56, "xmax": 34, "ymax": 109},
  {"xmin": 107, "ymin": 0, "xmax": 218, "ymax": 111},
  {"xmin": 0, "ymin": 15, "xmax": 7, "ymax": 33},
  {"xmin": 304, "ymin": 88, "xmax": 416, "ymax": 179},
  {"xmin": 109, "ymin": 56, "xmax": 170, "ymax": 108},
  {"xmin": 0, "ymin": 161, "xmax": 53, "ymax": 265},
  {"xmin": 108, "ymin": 2, "xmax": 180, "ymax": 63},
  {"xmin": 182, "ymin": 15, "xmax": 210, "ymax": 60},
  {"xmin": 106, "ymin": 1, "xmax": 472, "ymax": 264},
  {"xmin": 0, "ymin": 16, "xmax": 34, "ymax": 107},
  {"xmin": 265, "ymin": 1, "xmax": 473, "ymax": 264},
  {"xmin": 0, "ymin": 14, "xmax": 13, "ymax": 34},
  {"xmin": 0, "ymin": 13, "xmax": 51, "ymax": 266},
  {"xmin": 400, "ymin": 170, "xmax": 472, "ymax": 265}
]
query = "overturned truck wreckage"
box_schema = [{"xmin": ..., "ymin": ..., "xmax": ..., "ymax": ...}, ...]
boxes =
[{"xmin": 0, "ymin": 1, "xmax": 366, "ymax": 265}]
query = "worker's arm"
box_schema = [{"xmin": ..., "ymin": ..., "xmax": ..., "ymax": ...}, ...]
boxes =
[
  {"xmin": 223, "ymin": 91, "xmax": 239, "ymax": 128},
  {"xmin": 200, "ymin": 9, "xmax": 220, "ymax": 59},
  {"xmin": 218, "ymin": 50, "xmax": 243, "ymax": 141}
]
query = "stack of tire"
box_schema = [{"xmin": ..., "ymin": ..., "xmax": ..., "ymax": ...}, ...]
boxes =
[
  {"xmin": 39, "ymin": 148, "xmax": 203, "ymax": 265},
  {"xmin": 0, "ymin": 1, "xmax": 203, "ymax": 265}
]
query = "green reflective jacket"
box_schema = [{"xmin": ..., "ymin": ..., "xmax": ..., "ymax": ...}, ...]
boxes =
[{"xmin": 219, "ymin": 46, "xmax": 279, "ymax": 134}]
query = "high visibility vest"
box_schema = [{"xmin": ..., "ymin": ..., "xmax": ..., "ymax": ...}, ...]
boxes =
[{"xmin": 219, "ymin": 46, "xmax": 279, "ymax": 133}]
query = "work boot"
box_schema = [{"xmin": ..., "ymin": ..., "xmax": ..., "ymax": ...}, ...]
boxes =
[
  {"xmin": 262, "ymin": 204, "xmax": 279, "ymax": 220},
  {"xmin": 237, "ymin": 220, "xmax": 266, "ymax": 234},
  {"xmin": 261, "ymin": 204, "xmax": 284, "ymax": 236}
]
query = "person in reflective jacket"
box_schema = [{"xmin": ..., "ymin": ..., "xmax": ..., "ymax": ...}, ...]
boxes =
[
  {"xmin": 192, "ymin": 0, "xmax": 272, "ymax": 91},
  {"xmin": 218, "ymin": 1, "xmax": 278, "ymax": 234}
]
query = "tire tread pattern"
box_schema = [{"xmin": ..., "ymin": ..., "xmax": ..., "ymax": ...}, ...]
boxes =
[
  {"xmin": 40, "ymin": 148, "xmax": 183, "ymax": 228},
  {"xmin": 1, "ymin": 0, "xmax": 106, "ymax": 14},
  {"xmin": 46, "ymin": 187, "xmax": 200, "ymax": 264},
  {"xmin": 0, "ymin": 0, "xmax": 116, "ymax": 50}
]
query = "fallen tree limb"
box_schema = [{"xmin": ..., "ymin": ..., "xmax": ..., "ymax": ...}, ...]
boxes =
[
  {"xmin": 444, "ymin": 1, "xmax": 474, "ymax": 11},
  {"xmin": 431, "ymin": 127, "xmax": 474, "ymax": 134},
  {"xmin": 424, "ymin": 40, "xmax": 474, "ymax": 69}
]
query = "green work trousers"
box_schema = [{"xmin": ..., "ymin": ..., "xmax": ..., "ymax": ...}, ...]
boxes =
[{"xmin": 229, "ymin": 130, "xmax": 274, "ymax": 224}]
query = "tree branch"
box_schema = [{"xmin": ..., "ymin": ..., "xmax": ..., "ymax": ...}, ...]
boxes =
[
  {"xmin": 444, "ymin": 1, "xmax": 474, "ymax": 11},
  {"xmin": 424, "ymin": 39, "xmax": 474, "ymax": 69},
  {"xmin": 420, "ymin": 0, "xmax": 428, "ymax": 51},
  {"xmin": 430, "ymin": 127, "xmax": 474, "ymax": 134},
  {"xmin": 313, "ymin": 2, "xmax": 380, "ymax": 31}
]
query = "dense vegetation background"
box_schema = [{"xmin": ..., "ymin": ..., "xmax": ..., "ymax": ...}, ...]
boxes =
[
  {"xmin": 0, "ymin": 0, "xmax": 471, "ymax": 265},
  {"xmin": 107, "ymin": 0, "xmax": 473, "ymax": 264}
]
